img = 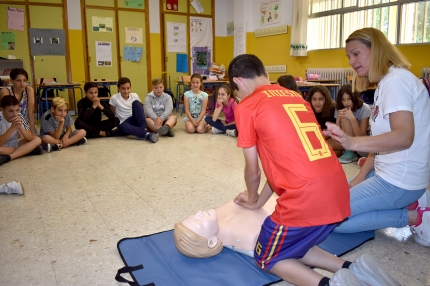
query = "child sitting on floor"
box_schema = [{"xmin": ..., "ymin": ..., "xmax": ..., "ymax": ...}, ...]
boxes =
[
  {"xmin": 109, "ymin": 77, "xmax": 158, "ymax": 143},
  {"xmin": 144, "ymin": 78, "xmax": 177, "ymax": 137},
  {"xmin": 204, "ymin": 84, "xmax": 238, "ymax": 137},
  {"xmin": 183, "ymin": 74, "xmax": 210, "ymax": 134},
  {"xmin": 0, "ymin": 96, "xmax": 42, "ymax": 165},
  {"xmin": 306, "ymin": 86, "xmax": 336, "ymax": 134},
  {"xmin": 75, "ymin": 82, "xmax": 119, "ymax": 138},
  {"xmin": 40, "ymin": 97, "xmax": 87, "ymax": 152}
]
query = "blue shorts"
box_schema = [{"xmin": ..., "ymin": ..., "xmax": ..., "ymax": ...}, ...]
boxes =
[{"xmin": 254, "ymin": 217, "xmax": 336, "ymax": 270}]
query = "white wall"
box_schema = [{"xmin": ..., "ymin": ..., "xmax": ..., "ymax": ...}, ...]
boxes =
[
  {"xmin": 67, "ymin": 0, "xmax": 81, "ymax": 30},
  {"xmin": 149, "ymin": 0, "xmax": 160, "ymax": 33}
]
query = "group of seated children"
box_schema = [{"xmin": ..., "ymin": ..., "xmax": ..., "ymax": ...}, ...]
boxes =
[{"xmin": 277, "ymin": 74, "xmax": 371, "ymax": 164}]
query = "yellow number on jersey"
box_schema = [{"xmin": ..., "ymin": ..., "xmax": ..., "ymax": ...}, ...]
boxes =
[{"xmin": 283, "ymin": 104, "xmax": 331, "ymax": 161}]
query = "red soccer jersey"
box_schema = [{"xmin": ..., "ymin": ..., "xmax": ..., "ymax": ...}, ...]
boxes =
[{"xmin": 236, "ymin": 84, "xmax": 350, "ymax": 227}]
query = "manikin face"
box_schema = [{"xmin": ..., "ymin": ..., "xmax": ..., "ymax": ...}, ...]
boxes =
[
  {"xmin": 182, "ymin": 209, "xmax": 219, "ymax": 247},
  {"xmin": 12, "ymin": 74, "xmax": 28, "ymax": 91},
  {"xmin": 52, "ymin": 104, "xmax": 68, "ymax": 118},
  {"xmin": 119, "ymin": 83, "xmax": 131, "ymax": 98},
  {"xmin": 311, "ymin": 92, "xmax": 325, "ymax": 113},
  {"xmin": 1, "ymin": 105, "xmax": 19, "ymax": 121},
  {"xmin": 152, "ymin": 83, "xmax": 164, "ymax": 97},
  {"xmin": 86, "ymin": 87, "xmax": 98, "ymax": 101},
  {"xmin": 217, "ymin": 87, "xmax": 230, "ymax": 104},
  {"xmin": 190, "ymin": 77, "xmax": 202, "ymax": 92},
  {"xmin": 341, "ymin": 93, "xmax": 353, "ymax": 110},
  {"xmin": 346, "ymin": 40, "xmax": 371, "ymax": 77}
]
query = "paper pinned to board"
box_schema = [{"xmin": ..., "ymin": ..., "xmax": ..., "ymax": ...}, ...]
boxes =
[{"xmin": 191, "ymin": 0, "xmax": 203, "ymax": 13}]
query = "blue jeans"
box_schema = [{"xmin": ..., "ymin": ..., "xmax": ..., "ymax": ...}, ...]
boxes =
[
  {"xmin": 118, "ymin": 101, "xmax": 148, "ymax": 138},
  {"xmin": 334, "ymin": 171, "xmax": 426, "ymax": 233},
  {"xmin": 205, "ymin": 116, "xmax": 236, "ymax": 132}
]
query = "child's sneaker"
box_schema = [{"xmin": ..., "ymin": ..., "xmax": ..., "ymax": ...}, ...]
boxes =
[
  {"xmin": 357, "ymin": 157, "xmax": 366, "ymax": 167},
  {"xmin": 77, "ymin": 137, "xmax": 87, "ymax": 146},
  {"xmin": 0, "ymin": 155, "xmax": 12, "ymax": 165},
  {"xmin": 226, "ymin": 129, "xmax": 238, "ymax": 137},
  {"xmin": 46, "ymin": 144, "xmax": 61, "ymax": 153},
  {"xmin": 156, "ymin": 125, "xmax": 170, "ymax": 136},
  {"xmin": 349, "ymin": 254, "xmax": 400, "ymax": 286},
  {"xmin": 410, "ymin": 207, "xmax": 430, "ymax": 247},
  {"xmin": 144, "ymin": 132, "xmax": 159, "ymax": 143},
  {"xmin": 339, "ymin": 150, "xmax": 359, "ymax": 164},
  {"xmin": 0, "ymin": 181, "xmax": 24, "ymax": 195},
  {"xmin": 212, "ymin": 127, "xmax": 224, "ymax": 134},
  {"xmin": 329, "ymin": 269, "xmax": 360, "ymax": 286},
  {"xmin": 167, "ymin": 128, "xmax": 175, "ymax": 137}
]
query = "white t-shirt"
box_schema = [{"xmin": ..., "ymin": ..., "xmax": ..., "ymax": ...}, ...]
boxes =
[
  {"xmin": 371, "ymin": 66, "xmax": 430, "ymax": 190},
  {"xmin": 109, "ymin": 93, "xmax": 141, "ymax": 124}
]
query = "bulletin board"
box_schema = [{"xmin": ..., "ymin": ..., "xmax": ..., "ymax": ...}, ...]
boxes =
[{"xmin": 29, "ymin": 28, "xmax": 66, "ymax": 56}]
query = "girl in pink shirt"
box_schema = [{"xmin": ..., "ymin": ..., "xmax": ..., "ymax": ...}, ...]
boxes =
[{"xmin": 204, "ymin": 85, "xmax": 238, "ymax": 137}]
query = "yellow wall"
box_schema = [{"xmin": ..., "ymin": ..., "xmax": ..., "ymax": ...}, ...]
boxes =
[
  {"xmin": 150, "ymin": 33, "xmax": 163, "ymax": 79},
  {"xmin": 214, "ymin": 35, "xmax": 234, "ymax": 69},
  {"xmin": 68, "ymin": 30, "xmax": 86, "ymax": 84}
]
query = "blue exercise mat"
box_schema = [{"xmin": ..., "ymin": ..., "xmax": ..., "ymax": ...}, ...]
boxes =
[{"xmin": 116, "ymin": 229, "xmax": 375, "ymax": 286}]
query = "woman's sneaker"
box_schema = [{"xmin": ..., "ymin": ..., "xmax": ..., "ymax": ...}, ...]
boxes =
[
  {"xmin": 410, "ymin": 207, "xmax": 430, "ymax": 247},
  {"xmin": 329, "ymin": 269, "xmax": 360, "ymax": 286},
  {"xmin": 339, "ymin": 150, "xmax": 359, "ymax": 164},
  {"xmin": 349, "ymin": 254, "xmax": 400, "ymax": 286}
]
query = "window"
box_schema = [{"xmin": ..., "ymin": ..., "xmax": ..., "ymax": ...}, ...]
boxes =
[{"xmin": 307, "ymin": 0, "xmax": 430, "ymax": 50}]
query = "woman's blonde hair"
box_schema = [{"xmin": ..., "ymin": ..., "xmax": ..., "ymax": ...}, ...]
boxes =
[
  {"xmin": 346, "ymin": 27, "xmax": 410, "ymax": 91},
  {"xmin": 173, "ymin": 222, "xmax": 223, "ymax": 258},
  {"xmin": 52, "ymin": 97, "xmax": 67, "ymax": 109}
]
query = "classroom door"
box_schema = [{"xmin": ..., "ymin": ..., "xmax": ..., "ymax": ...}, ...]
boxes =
[
  {"xmin": 85, "ymin": 9, "xmax": 119, "ymax": 82},
  {"xmin": 163, "ymin": 14, "xmax": 189, "ymax": 87},
  {"xmin": 118, "ymin": 10, "xmax": 148, "ymax": 97}
]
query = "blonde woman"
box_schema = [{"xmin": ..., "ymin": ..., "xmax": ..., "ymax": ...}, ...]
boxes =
[{"xmin": 324, "ymin": 28, "xmax": 430, "ymax": 247}]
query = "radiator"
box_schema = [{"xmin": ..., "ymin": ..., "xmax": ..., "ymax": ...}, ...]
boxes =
[
  {"xmin": 422, "ymin": 67, "xmax": 430, "ymax": 78},
  {"xmin": 306, "ymin": 68, "xmax": 354, "ymax": 87}
]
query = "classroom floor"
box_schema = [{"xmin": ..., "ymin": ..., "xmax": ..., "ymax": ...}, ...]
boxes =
[{"xmin": 0, "ymin": 111, "xmax": 429, "ymax": 286}]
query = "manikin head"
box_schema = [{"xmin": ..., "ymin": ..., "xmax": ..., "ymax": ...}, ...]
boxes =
[{"xmin": 174, "ymin": 209, "xmax": 223, "ymax": 258}]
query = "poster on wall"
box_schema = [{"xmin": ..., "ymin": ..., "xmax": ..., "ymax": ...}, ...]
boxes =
[
  {"xmin": 124, "ymin": 46, "xmax": 143, "ymax": 62},
  {"xmin": 124, "ymin": 0, "xmax": 144, "ymax": 8},
  {"xmin": 7, "ymin": 7, "xmax": 24, "ymax": 31},
  {"xmin": 190, "ymin": 17, "xmax": 212, "ymax": 74},
  {"xmin": 166, "ymin": 0, "xmax": 178, "ymax": 11},
  {"xmin": 0, "ymin": 32, "xmax": 16, "ymax": 50},
  {"xmin": 92, "ymin": 16, "xmax": 113, "ymax": 32},
  {"xmin": 167, "ymin": 22, "xmax": 186, "ymax": 53},
  {"xmin": 259, "ymin": 0, "xmax": 280, "ymax": 26},
  {"xmin": 192, "ymin": 47, "xmax": 211, "ymax": 75},
  {"xmin": 96, "ymin": 41, "xmax": 112, "ymax": 66},
  {"xmin": 29, "ymin": 28, "xmax": 66, "ymax": 56},
  {"xmin": 125, "ymin": 27, "xmax": 143, "ymax": 44}
]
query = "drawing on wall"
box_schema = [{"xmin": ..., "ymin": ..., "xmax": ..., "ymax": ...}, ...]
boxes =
[
  {"xmin": 92, "ymin": 16, "xmax": 114, "ymax": 32},
  {"xmin": 1, "ymin": 32, "xmax": 16, "ymax": 50},
  {"xmin": 7, "ymin": 7, "xmax": 24, "ymax": 31},
  {"xmin": 192, "ymin": 46, "xmax": 211, "ymax": 75},
  {"xmin": 96, "ymin": 41, "xmax": 112, "ymax": 66},
  {"xmin": 124, "ymin": 0, "xmax": 144, "ymax": 8},
  {"xmin": 166, "ymin": 0, "xmax": 178, "ymax": 11},
  {"xmin": 227, "ymin": 22, "xmax": 234, "ymax": 36},
  {"xmin": 125, "ymin": 27, "xmax": 143, "ymax": 44},
  {"xmin": 50, "ymin": 38, "xmax": 59, "ymax": 44},
  {"xmin": 167, "ymin": 22, "xmax": 186, "ymax": 52},
  {"xmin": 260, "ymin": 0, "xmax": 280, "ymax": 26},
  {"xmin": 34, "ymin": 37, "xmax": 42, "ymax": 44}
]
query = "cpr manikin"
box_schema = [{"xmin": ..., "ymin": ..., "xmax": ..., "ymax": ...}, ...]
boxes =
[{"xmin": 173, "ymin": 196, "xmax": 277, "ymax": 258}]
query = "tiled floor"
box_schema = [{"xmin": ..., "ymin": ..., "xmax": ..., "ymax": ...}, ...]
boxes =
[{"xmin": 0, "ymin": 111, "xmax": 429, "ymax": 285}]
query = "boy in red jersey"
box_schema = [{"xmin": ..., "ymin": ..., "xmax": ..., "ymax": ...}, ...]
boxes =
[{"xmin": 229, "ymin": 54, "xmax": 399, "ymax": 286}]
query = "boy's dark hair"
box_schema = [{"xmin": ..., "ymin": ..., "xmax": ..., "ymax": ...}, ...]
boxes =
[
  {"xmin": 336, "ymin": 84, "xmax": 363, "ymax": 112},
  {"xmin": 306, "ymin": 85, "xmax": 335, "ymax": 118},
  {"xmin": 277, "ymin": 75, "xmax": 298, "ymax": 92},
  {"xmin": 1, "ymin": 95, "xmax": 19, "ymax": 109},
  {"xmin": 84, "ymin": 82, "xmax": 98, "ymax": 92},
  {"xmin": 9, "ymin": 68, "xmax": 28, "ymax": 81},
  {"xmin": 228, "ymin": 54, "xmax": 267, "ymax": 91},
  {"xmin": 117, "ymin": 77, "xmax": 131, "ymax": 87}
]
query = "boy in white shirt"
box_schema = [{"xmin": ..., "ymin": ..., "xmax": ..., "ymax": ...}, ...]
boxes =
[{"xmin": 109, "ymin": 77, "xmax": 158, "ymax": 143}]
